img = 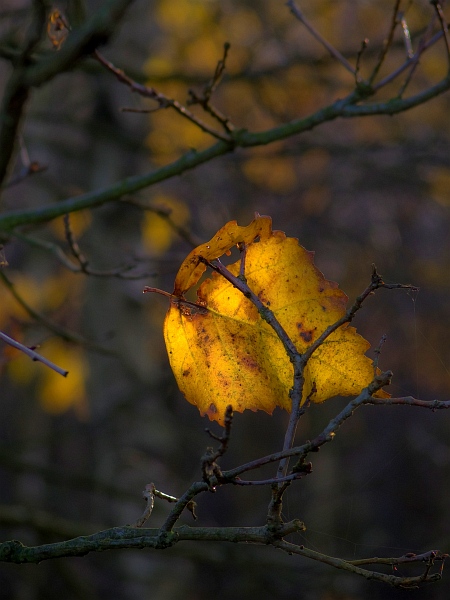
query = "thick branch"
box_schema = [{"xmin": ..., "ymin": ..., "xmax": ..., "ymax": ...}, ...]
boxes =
[{"xmin": 0, "ymin": 520, "xmax": 304, "ymax": 564}]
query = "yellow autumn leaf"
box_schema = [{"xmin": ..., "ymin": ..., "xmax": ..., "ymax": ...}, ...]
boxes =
[{"xmin": 162, "ymin": 216, "xmax": 388, "ymax": 424}]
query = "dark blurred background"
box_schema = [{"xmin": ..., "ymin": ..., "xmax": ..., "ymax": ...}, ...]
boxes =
[{"xmin": 1, "ymin": 0, "xmax": 450, "ymax": 598}]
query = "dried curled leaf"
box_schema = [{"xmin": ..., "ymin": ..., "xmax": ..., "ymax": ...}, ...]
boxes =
[
  {"xmin": 163, "ymin": 217, "xmax": 388, "ymax": 424},
  {"xmin": 173, "ymin": 213, "xmax": 271, "ymax": 296}
]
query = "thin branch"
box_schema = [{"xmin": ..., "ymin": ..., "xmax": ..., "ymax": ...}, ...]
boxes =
[
  {"xmin": 375, "ymin": 20, "xmax": 440, "ymax": 93},
  {"xmin": 12, "ymin": 231, "xmax": 155, "ymax": 280},
  {"xmin": 431, "ymin": 0, "xmax": 450, "ymax": 68},
  {"xmin": 287, "ymin": 0, "xmax": 356, "ymax": 76},
  {"xmin": 349, "ymin": 549, "xmax": 447, "ymax": 566},
  {"xmin": 301, "ymin": 266, "xmax": 417, "ymax": 365},
  {"xmin": 373, "ymin": 333, "xmax": 387, "ymax": 371},
  {"xmin": 187, "ymin": 42, "xmax": 236, "ymax": 133},
  {"xmin": 94, "ymin": 50, "xmax": 232, "ymax": 142},
  {"xmin": 274, "ymin": 540, "xmax": 442, "ymax": 588},
  {"xmin": 222, "ymin": 372, "xmax": 393, "ymax": 481},
  {"xmin": 231, "ymin": 471, "xmax": 309, "ymax": 486},
  {"xmin": 202, "ymin": 405, "xmax": 234, "ymax": 488},
  {"xmin": 0, "ymin": 330, "xmax": 68, "ymax": 376},
  {"xmin": 0, "ymin": 270, "xmax": 115, "ymax": 355},
  {"xmin": 355, "ymin": 38, "xmax": 369, "ymax": 84},
  {"xmin": 369, "ymin": 0, "xmax": 402, "ymax": 84},
  {"xmin": 1, "ymin": 161, "xmax": 47, "ymax": 190},
  {"xmin": 367, "ymin": 396, "xmax": 450, "ymax": 409}
]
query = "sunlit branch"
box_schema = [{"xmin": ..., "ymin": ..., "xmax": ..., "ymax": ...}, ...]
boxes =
[{"xmin": 0, "ymin": 330, "xmax": 68, "ymax": 376}]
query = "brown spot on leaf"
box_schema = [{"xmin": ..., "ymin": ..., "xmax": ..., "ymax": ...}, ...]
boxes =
[
  {"xmin": 182, "ymin": 368, "xmax": 191, "ymax": 377},
  {"xmin": 208, "ymin": 403, "xmax": 217, "ymax": 414},
  {"xmin": 300, "ymin": 330, "xmax": 313, "ymax": 343},
  {"xmin": 241, "ymin": 355, "xmax": 262, "ymax": 371}
]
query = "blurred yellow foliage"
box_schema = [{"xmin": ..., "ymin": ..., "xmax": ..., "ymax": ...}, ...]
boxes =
[
  {"xmin": 38, "ymin": 338, "xmax": 88, "ymax": 417},
  {"xmin": 221, "ymin": 8, "xmax": 263, "ymax": 46},
  {"xmin": 142, "ymin": 195, "xmax": 190, "ymax": 255},
  {"xmin": 6, "ymin": 337, "xmax": 88, "ymax": 417},
  {"xmin": 156, "ymin": 0, "xmax": 214, "ymax": 39},
  {"xmin": 185, "ymin": 35, "xmax": 225, "ymax": 75},
  {"xmin": 243, "ymin": 156, "xmax": 297, "ymax": 193},
  {"xmin": 146, "ymin": 107, "xmax": 211, "ymax": 164},
  {"xmin": 49, "ymin": 211, "xmax": 92, "ymax": 241},
  {"xmin": 426, "ymin": 166, "xmax": 450, "ymax": 207}
]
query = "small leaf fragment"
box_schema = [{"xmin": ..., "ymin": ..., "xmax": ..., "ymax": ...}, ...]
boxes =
[{"xmin": 173, "ymin": 213, "xmax": 272, "ymax": 296}]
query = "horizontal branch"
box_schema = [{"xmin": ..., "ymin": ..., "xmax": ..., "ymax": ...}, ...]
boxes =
[
  {"xmin": 1, "ymin": 76, "xmax": 450, "ymax": 232},
  {"xmin": 1, "ymin": 516, "xmax": 442, "ymax": 589},
  {"xmin": 274, "ymin": 540, "xmax": 442, "ymax": 588},
  {"xmin": 368, "ymin": 396, "xmax": 450, "ymax": 409},
  {"xmin": 0, "ymin": 520, "xmax": 304, "ymax": 564}
]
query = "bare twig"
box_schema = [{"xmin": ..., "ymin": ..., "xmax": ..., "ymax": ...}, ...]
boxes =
[
  {"xmin": 1, "ymin": 161, "xmax": 47, "ymax": 189},
  {"xmin": 369, "ymin": 0, "xmax": 402, "ymax": 84},
  {"xmin": 367, "ymin": 396, "xmax": 450, "ymax": 409},
  {"xmin": 0, "ymin": 270, "xmax": 115, "ymax": 355},
  {"xmin": 230, "ymin": 472, "xmax": 308, "ymax": 486},
  {"xmin": 202, "ymin": 405, "xmax": 233, "ymax": 488},
  {"xmin": 63, "ymin": 213, "xmax": 88, "ymax": 268},
  {"xmin": 0, "ymin": 330, "xmax": 68, "ymax": 376},
  {"xmin": 373, "ymin": 333, "xmax": 387, "ymax": 371},
  {"xmin": 222, "ymin": 371, "xmax": 393, "ymax": 481},
  {"xmin": 94, "ymin": 50, "xmax": 233, "ymax": 142},
  {"xmin": 273, "ymin": 539, "xmax": 443, "ymax": 588},
  {"xmin": 355, "ymin": 38, "xmax": 369, "ymax": 84},
  {"xmin": 287, "ymin": 0, "xmax": 356, "ymax": 76},
  {"xmin": 13, "ymin": 231, "xmax": 155, "ymax": 280},
  {"xmin": 133, "ymin": 483, "xmax": 155, "ymax": 528},
  {"xmin": 431, "ymin": 0, "xmax": 450, "ymax": 67},
  {"xmin": 187, "ymin": 42, "xmax": 235, "ymax": 133}
]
